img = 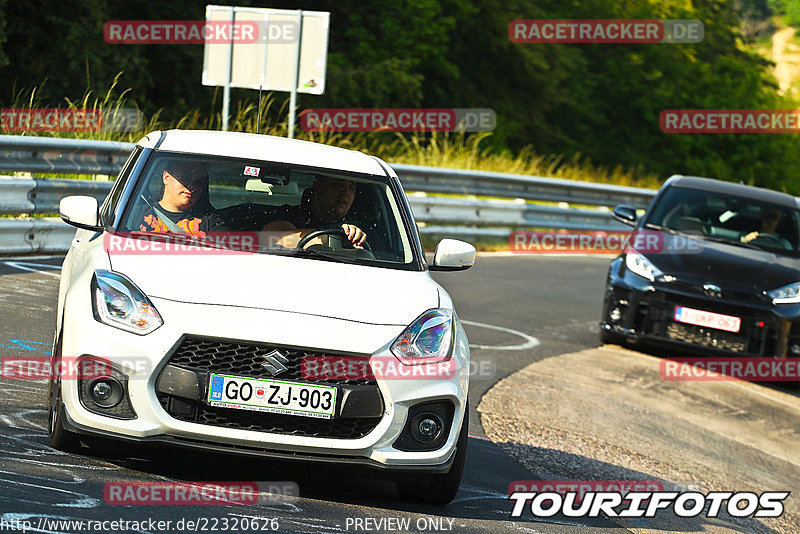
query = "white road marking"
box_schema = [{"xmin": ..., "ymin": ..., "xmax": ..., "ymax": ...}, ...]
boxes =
[
  {"xmin": 3, "ymin": 261, "xmax": 61, "ymax": 278},
  {"xmin": 462, "ymin": 320, "xmax": 540, "ymax": 351},
  {"xmin": 2, "ymin": 255, "xmax": 63, "ymax": 261}
]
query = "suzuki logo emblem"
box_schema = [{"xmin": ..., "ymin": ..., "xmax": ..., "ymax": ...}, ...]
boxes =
[
  {"xmin": 261, "ymin": 349, "xmax": 289, "ymax": 376},
  {"xmin": 703, "ymin": 283, "xmax": 722, "ymax": 298}
]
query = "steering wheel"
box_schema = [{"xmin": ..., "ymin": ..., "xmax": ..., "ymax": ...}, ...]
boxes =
[
  {"xmin": 750, "ymin": 233, "xmax": 788, "ymax": 248},
  {"xmin": 296, "ymin": 226, "xmax": 372, "ymax": 252}
]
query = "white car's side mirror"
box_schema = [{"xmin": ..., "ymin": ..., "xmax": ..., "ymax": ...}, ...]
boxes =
[
  {"xmin": 431, "ymin": 239, "xmax": 476, "ymax": 271},
  {"xmin": 60, "ymin": 196, "xmax": 101, "ymax": 231}
]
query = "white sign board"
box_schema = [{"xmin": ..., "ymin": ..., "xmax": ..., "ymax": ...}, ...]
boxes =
[{"xmin": 202, "ymin": 6, "xmax": 329, "ymax": 95}]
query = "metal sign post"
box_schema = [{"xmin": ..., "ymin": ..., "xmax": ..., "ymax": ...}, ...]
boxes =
[
  {"xmin": 287, "ymin": 11, "xmax": 303, "ymax": 138},
  {"xmin": 203, "ymin": 6, "xmax": 329, "ymax": 136},
  {"xmin": 221, "ymin": 9, "xmax": 234, "ymax": 131}
]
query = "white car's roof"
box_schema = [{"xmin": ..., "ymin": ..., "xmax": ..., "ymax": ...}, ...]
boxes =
[{"xmin": 136, "ymin": 129, "xmax": 387, "ymax": 176}]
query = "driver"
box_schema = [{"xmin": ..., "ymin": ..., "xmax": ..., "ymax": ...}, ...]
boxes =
[
  {"xmin": 263, "ymin": 176, "xmax": 367, "ymax": 249},
  {"xmin": 741, "ymin": 206, "xmax": 791, "ymax": 248}
]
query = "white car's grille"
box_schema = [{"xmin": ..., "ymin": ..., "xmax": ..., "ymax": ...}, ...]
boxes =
[{"xmin": 167, "ymin": 336, "xmax": 378, "ymax": 386}]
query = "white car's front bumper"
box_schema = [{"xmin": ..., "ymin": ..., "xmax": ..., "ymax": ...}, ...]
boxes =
[{"xmin": 59, "ymin": 293, "xmax": 470, "ymax": 471}]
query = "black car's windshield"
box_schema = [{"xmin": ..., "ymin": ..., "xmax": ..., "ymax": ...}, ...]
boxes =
[
  {"xmin": 120, "ymin": 151, "xmax": 417, "ymax": 266},
  {"xmin": 644, "ymin": 186, "xmax": 800, "ymax": 253}
]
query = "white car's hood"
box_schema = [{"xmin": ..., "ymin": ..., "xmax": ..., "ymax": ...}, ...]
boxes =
[{"xmin": 108, "ymin": 251, "xmax": 438, "ymax": 326}]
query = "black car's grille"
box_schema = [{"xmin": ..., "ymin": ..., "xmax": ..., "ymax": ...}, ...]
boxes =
[
  {"xmin": 156, "ymin": 337, "xmax": 382, "ymax": 439},
  {"xmin": 168, "ymin": 336, "xmax": 377, "ymax": 387},
  {"xmin": 667, "ymin": 280, "xmax": 765, "ymax": 304},
  {"xmin": 636, "ymin": 294, "xmax": 773, "ymax": 356},
  {"xmin": 665, "ymin": 323, "xmax": 746, "ymax": 352}
]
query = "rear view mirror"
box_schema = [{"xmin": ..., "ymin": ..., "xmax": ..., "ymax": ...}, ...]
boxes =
[
  {"xmin": 245, "ymin": 179, "xmax": 299, "ymax": 195},
  {"xmin": 430, "ymin": 239, "xmax": 476, "ymax": 271},
  {"xmin": 612, "ymin": 205, "xmax": 638, "ymax": 226},
  {"xmin": 60, "ymin": 196, "xmax": 101, "ymax": 231}
]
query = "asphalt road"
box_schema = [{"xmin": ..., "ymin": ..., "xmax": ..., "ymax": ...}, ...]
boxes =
[{"xmin": 0, "ymin": 254, "xmax": 794, "ymax": 533}]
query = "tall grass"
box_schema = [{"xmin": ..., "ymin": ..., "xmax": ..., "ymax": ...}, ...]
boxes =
[{"xmin": 3, "ymin": 79, "xmax": 661, "ymax": 188}]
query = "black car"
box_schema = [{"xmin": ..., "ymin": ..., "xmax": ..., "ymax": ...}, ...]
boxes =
[{"xmin": 600, "ymin": 176, "xmax": 800, "ymax": 357}]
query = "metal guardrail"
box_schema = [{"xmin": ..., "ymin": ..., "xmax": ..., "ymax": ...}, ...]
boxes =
[
  {"xmin": 0, "ymin": 135, "xmax": 659, "ymax": 254},
  {"xmin": 0, "ymin": 135, "xmax": 133, "ymax": 175},
  {"xmin": 0, "ymin": 176, "xmax": 113, "ymax": 215},
  {"xmin": 0, "ymin": 218, "xmax": 78, "ymax": 255},
  {"xmin": 408, "ymin": 196, "xmax": 620, "ymax": 230},
  {"xmin": 393, "ymin": 164, "xmax": 656, "ymax": 210}
]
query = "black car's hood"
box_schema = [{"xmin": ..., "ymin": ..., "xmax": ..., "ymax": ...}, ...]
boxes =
[{"xmin": 645, "ymin": 234, "xmax": 800, "ymax": 291}]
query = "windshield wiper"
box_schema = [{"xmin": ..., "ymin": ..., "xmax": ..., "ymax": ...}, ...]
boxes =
[
  {"xmin": 287, "ymin": 247, "xmax": 364, "ymax": 265},
  {"xmin": 643, "ymin": 223, "xmax": 692, "ymax": 237}
]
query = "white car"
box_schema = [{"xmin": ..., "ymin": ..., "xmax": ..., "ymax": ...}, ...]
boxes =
[{"xmin": 49, "ymin": 129, "xmax": 475, "ymax": 504}]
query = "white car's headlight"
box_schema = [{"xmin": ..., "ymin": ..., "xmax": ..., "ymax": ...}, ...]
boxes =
[
  {"xmin": 91, "ymin": 270, "xmax": 163, "ymax": 334},
  {"xmin": 625, "ymin": 252, "xmax": 663, "ymax": 282},
  {"xmin": 391, "ymin": 309, "xmax": 453, "ymax": 365},
  {"xmin": 765, "ymin": 282, "xmax": 800, "ymax": 304}
]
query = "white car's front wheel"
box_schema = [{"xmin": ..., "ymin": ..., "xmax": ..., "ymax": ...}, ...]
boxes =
[{"xmin": 47, "ymin": 330, "xmax": 83, "ymax": 453}]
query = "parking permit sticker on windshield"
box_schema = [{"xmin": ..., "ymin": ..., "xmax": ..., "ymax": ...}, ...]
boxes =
[{"xmin": 243, "ymin": 165, "xmax": 260, "ymax": 177}]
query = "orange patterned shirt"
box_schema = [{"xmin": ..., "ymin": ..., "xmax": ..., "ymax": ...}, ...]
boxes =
[{"xmin": 139, "ymin": 208, "xmax": 225, "ymax": 238}]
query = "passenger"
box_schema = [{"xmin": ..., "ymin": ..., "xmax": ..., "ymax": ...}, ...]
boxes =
[
  {"xmin": 741, "ymin": 206, "xmax": 791, "ymax": 248},
  {"xmin": 136, "ymin": 160, "xmax": 227, "ymax": 238},
  {"xmin": 263, "ymin": 176, "xmax": 367, "ymax": 248}
]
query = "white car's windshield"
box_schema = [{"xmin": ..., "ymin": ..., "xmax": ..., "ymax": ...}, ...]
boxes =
[{"xmin": 120, "ymin": 152, "xmax": 416, "ymax": 266}]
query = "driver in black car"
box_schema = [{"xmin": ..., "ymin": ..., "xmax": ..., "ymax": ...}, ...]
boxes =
[
  {"xmin": 741, "ymin": 206, "xmax": 792, "ymax": 249},
  {"xmin": 263, "ymin": 175, "xmax": 367, "ymax": 249}
]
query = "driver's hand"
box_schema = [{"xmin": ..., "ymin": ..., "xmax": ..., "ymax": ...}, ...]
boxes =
[
  {"xmin": 342, "ymin": 224, "xmax": 366, "ymax": 248},
  {"xmin": 742, "ymin": 231, "xmax": 759, "ymax": 243}
]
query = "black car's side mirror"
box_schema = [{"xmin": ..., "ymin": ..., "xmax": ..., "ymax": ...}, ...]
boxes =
[{"xmin": 612, "ymin": 205, "xmax": 638, "ymax": 226}]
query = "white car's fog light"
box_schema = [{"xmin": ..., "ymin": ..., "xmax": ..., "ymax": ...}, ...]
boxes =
[
  {"xmin": 77, "ymin": 357, "xmax": 137, "ymax": 419},
  {"xmin": 394, "ymin": 401, "xmax": 454, "ymax": 451},
  {"xmin": 413, "ymin": 414, "xmax": 443, "ymax": 442},
  {"xmin": 92, "ymin": 270, "xmax": 163, "ymax": 334},
  {"xmin": 88, "ymin": 377, "xmax": 123, "ymax": 408},
  {"xmin": 92, "ymin": 381, "xmax": 112, "ymax": 401}
]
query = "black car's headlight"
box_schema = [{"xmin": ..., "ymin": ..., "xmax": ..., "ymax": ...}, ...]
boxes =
[
  {"xmin": 625, "ymin": 252, "xmax": 663, "ymax": 282},
  {"xmin": 390, "ymin": 309, "xmax": 453, "ymax": 365},
  {"xmin": 91, "ymin": 270, "xmax": 163, "ymax": 335},
  {"xmin": 765, "ymin": 282, "xmax": 800, "ymax": 305}
]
